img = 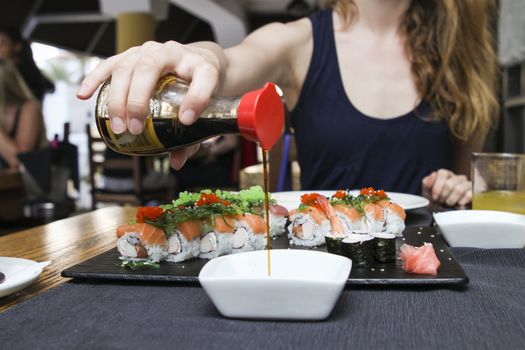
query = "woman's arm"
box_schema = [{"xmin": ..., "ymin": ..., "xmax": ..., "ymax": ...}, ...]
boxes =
[
  {"xmin": 77, "ymin": 19, "xmax": 311, "ymax": 169},
  {"xmin": 0, "ymin": 101, "xmax": 42, "ymax": 168},
  {"xmin": 77, "ymin": 19, "xmax": 310, "ymax": 130}
]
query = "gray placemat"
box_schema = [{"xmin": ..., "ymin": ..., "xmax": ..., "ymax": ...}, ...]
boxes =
[{"xmin": 1, "ymin": 248, "xmax": 524, "ymax": 350}]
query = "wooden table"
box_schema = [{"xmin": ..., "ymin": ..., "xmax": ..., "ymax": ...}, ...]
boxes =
[{"xmin": 0, "ymin": 206, "xmax": 136, "ymax": 312}]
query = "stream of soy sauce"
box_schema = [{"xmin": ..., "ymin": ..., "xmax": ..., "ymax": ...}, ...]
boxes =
[{"xmin": 262, "ymin": 149, "xmax": 271, "ymax": 277}]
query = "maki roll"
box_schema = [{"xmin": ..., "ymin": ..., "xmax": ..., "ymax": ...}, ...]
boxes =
[
  {"xmin": 233, "ymin": 213, "xmax": 267, "ymax": 252},
  {"xmin": 199, "ymin": 214, "xmax": 237, "ymax": 259},
  {"xmin": 363, "ymin": 203, "xmax": 386, "ymax": 233},
  {"xmin": 288, "ymin": 193, "xmax": 346, "ymax": 247},
  {"xmin": 370, "ymin": 232, "xmax": 396, "ymax": 262},
  {"xmin": 288, "ymin": 206, "xmax": 329, "ymax": 247},
  {"xmin": 377, "ymin": 200, "xmax": 406, "ymax": 237},
  {"xmin": 165, "ymin": 220, "xmax": 202, "ymax": 263},
  {"xmin": 333, "ymin": 203, "xmax": 365, "ymax": 232},
  {"xmin": 341, "ymin": 234, "xmax": 374, "ymax": 267},
  {"xmin": 116, "ymin": 223, "xmax": 169, "ymax": 263},
  {"xmin": 268, "ymin": 204, "xmax": 289, "ymax": 237},
  {"xmin": 199, "ymin": 231, "xmax": 234, "ymax": 259},
  {"xmin": 325, "ymin": 234, "xmax": 345, "ymax": 256}
]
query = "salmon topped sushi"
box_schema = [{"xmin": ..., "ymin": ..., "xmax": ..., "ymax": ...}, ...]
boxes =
[
  {"xmin": 165, "ymin": 220, "xmax": 202, "ymax": 263},
  {"xmin": 377, "ymin": 200, "xmax": 406, "ymax": 236},
  {"xmin": 116, "ymin": 223, "xmax": 168, "ymax": 262},
  {"xmin": 288, "ymin": 193, "xmax": 331, "ymax": 247}
]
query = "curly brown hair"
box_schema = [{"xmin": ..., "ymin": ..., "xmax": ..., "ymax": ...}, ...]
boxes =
[{"xmin": 325, "ymin": 0, "xmax": 499, "ymax": 141}]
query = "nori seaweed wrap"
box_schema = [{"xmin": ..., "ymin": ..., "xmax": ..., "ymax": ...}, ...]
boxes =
[
  {"xmin": 370, "ymin": 232, "xmax": 396, "ymax": 262},
  {"xmin": 325, "ymin": 234, "xmax": 345, "ymax": 256},
  {"xmin": 341, "ymin": 234, "xmax": 374, "ymax": 267}
]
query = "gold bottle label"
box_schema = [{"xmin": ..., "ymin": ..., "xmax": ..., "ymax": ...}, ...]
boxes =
[{"xmin": 104, "ymin": 118, "xmax": 164, "ymax": 153}]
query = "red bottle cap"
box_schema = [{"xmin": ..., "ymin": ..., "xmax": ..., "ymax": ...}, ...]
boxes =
[{"xmin": 237, "ymin": 83, "xmax": 284, "ymax": 150}]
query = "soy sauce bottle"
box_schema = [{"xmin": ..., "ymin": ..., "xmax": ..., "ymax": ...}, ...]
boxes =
[{"xmin": 95, "ymin": 74, "xmax": 284, "ymax": 155}]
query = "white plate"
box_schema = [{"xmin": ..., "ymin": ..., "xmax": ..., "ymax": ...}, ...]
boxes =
[
  {"xmin": 271, "ymin": 190, "xmax": 429, "ymax": 211},
  {"xmin": 433, "ymin": 210, "xmax": 525, "ymax": 248},
  {"xmin": 0, "ymin": 258, "xmax": 50, "ymax": 298},
  {"xmin": 199, "ymin": 249, "xmax": 351, "ymax": 320}
]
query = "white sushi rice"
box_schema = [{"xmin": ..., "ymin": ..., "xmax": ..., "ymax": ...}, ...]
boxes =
[
  {"xmin": 287, "ymin": 213, "xmax": 330, "ymax": 247},
  {"xmin": 336, "ymin": 212, "xmax": 365, "ymax": 233},
  {"xmin": 165, "ymin": 230, "xmax": 200, "ymax": 263},
  {"xmin": 234, "ymin": 218, "xmax": 267, "ymax": 252},
  {"xmin": 364, "ymin": 210, "xmax": 386, "ymax": 233},
  {"xmin": 383, "ymin": 208, "xmax": 405, "ymax": 237},
  {"xmin": 231, "ymin": 226, "xmax": 255, "ymax": 253},
  {"xmin": 146, "ymin": 245, "xmax": 168, "ymax": 263},
  {"xmin": 199, "ymin": 231, "xmax": 234, "ymax": 259},
  {"xmin": 116, "ymin": 233, "xmax": 142, "ymax": 258},
  {"xmin": 269, "ymin": 213, "xmax": 287, "ymax": 237},
  {"xmin": 369, "ymin": 232, "xmax": 396, "ymax": 239},
  {"xmin": 342, "ymin": 233, "xmax": 374, "ymax": 244},
  {"xmin": 116, "ymin": 232, "xmax": 168, "ymax": 263}
]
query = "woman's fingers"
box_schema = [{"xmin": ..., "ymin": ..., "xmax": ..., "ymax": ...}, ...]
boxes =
[
  {"xmin": 169, "ymin": 144, "xmax": 201, "ymax": 170},
  {"xmin": 76, "ymin": 40, "xmax": 220, "ymax": 137},
  {"xmin": 458, "ymin": 189, "xmax": 473, "ymax": 206},
  {"xmin": 76, "ymin": 49, "xmax": 136, "ymax": 99},
  {"xmin": 426, "ymin": 169, "xmax": 473, "ymax": 206},
  {"xmin": 444, "ymin": 179, "xmax": 471, "ymax": 207},
  {"xmin": 178, "ymin": 62, "xmax": 219, "ymax": 125},
  {"xmin": 126, "ymin": 43, "xmax": 172, "ymax": 134},
  {"xmin": 421, "ymin": 171, "xmax": 437, "ymax": 199},
  {"xmin": 431, "ymin": 169, "xmax": 454, "ymax": 201}
]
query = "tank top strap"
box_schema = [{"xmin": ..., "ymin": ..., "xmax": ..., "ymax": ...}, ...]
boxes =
[
  {"xmin": 298, "ymin": 10, "xmax": 339, "ymax": 105},
  {"xmin": 309, "ymin": 10, "xmax": 336, "ymax": 70}
]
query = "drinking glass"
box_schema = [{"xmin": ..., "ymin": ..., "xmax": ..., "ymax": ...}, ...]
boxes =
[{"xmin": 471, "ymin": 153, "xmax": 525, "ymax": 214}]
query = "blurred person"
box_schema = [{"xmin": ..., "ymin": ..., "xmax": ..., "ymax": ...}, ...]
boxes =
[
  {"xmin": 0, "ymin": 26, "xmax": 55, "ymax": 101},
  {"xmin": 77, "ymin": 0, "xmax": 498, "ymax": 207},
  {"xmin": 0, "ymin": 59, "xmax": 47, "ymax": 169}
]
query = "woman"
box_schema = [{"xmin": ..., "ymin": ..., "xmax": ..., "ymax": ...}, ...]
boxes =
[
  {"xmin": 0, "ymin": 59, "xmax": 48, "ymax": 169},
  {"xmin": 0, "ymin": 26, "xmax": 55, "ymax": 101},
  {"xmin": 77, "ymin": 0, "xmax": 498, "ymax": 206}
]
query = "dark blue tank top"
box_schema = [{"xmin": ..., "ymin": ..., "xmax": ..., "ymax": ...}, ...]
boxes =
[{"xmin": 290, "ymin": 10, "xmax": 453, "ymax": 194}]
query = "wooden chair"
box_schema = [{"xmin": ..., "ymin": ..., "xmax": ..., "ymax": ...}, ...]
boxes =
[{"xmin": 86, "ymin": 124, "xmax": 174, "ymax": 210}]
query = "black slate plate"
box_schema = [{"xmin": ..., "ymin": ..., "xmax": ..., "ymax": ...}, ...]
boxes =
[{"xmin": 62, "ymin": 226, "xmax": 468, "ymax": 285}]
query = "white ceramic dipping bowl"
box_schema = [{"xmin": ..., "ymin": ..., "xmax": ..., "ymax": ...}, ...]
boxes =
[
  {"xmin": 198, "ymin": 249, "xmax": 352, "ymax": 320},
  {"xmin": 434, "ymin": 210, "xmax": 525, "ymax": 248}
]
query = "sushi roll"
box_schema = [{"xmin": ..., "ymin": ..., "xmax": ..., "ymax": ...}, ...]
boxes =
[
  {"xmin": 341, "ymin": 234, "xmax": 374, "ymax": 267},
  {"xmin": 268, "ymin": 204, "xmax": 289, "ymax": 237},
  {"xmin": 117, "ymin": 233, "xmax": 148, "ymax": 259},
  {"xmin": 377, "ymin": 200, "xmax": 406, "ymax": 237},
  {"xmin": 199, "ymin": 216, "xmax": 235, "ymax": 259},
  {"xmin": 116, "ymin": 223, "xmax": 168, "ymax": 263},
  {"xmin": 370, "ymin": 232, "xmax": 396, "ymax": 262},
  {"xmin": 165, "ymin": 221, "xmax": 202, "ymax": 263},
  {"xmin": 333, "ymin": 203, "xmax": 365, "ymax": 232},
  {"xmin": 288, "ymin": 206, "xmax": 330, "ymax": 247},
  {"xmin": 325, "ymin": 234, "xmax": 345, "ymax": 256},
  {"xmin": 234, "ymin": 213, "xmax": 267, "ymax": 251},
  {"xmin": 363, "ymin": 203, "xmax": 386, "ymax": 233},
  {"xmin": 199, "ymin": 231, "xmax": 234, "ymax": 259}
]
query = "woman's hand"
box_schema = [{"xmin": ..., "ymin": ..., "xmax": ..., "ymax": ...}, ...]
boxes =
[
  {"xmin": 76, "ymin": 41, "xmax": 222, "ymax": 169},
  {"xmin": 422, "ymin": 169, "xmax": 472, "ymax": 207}
]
